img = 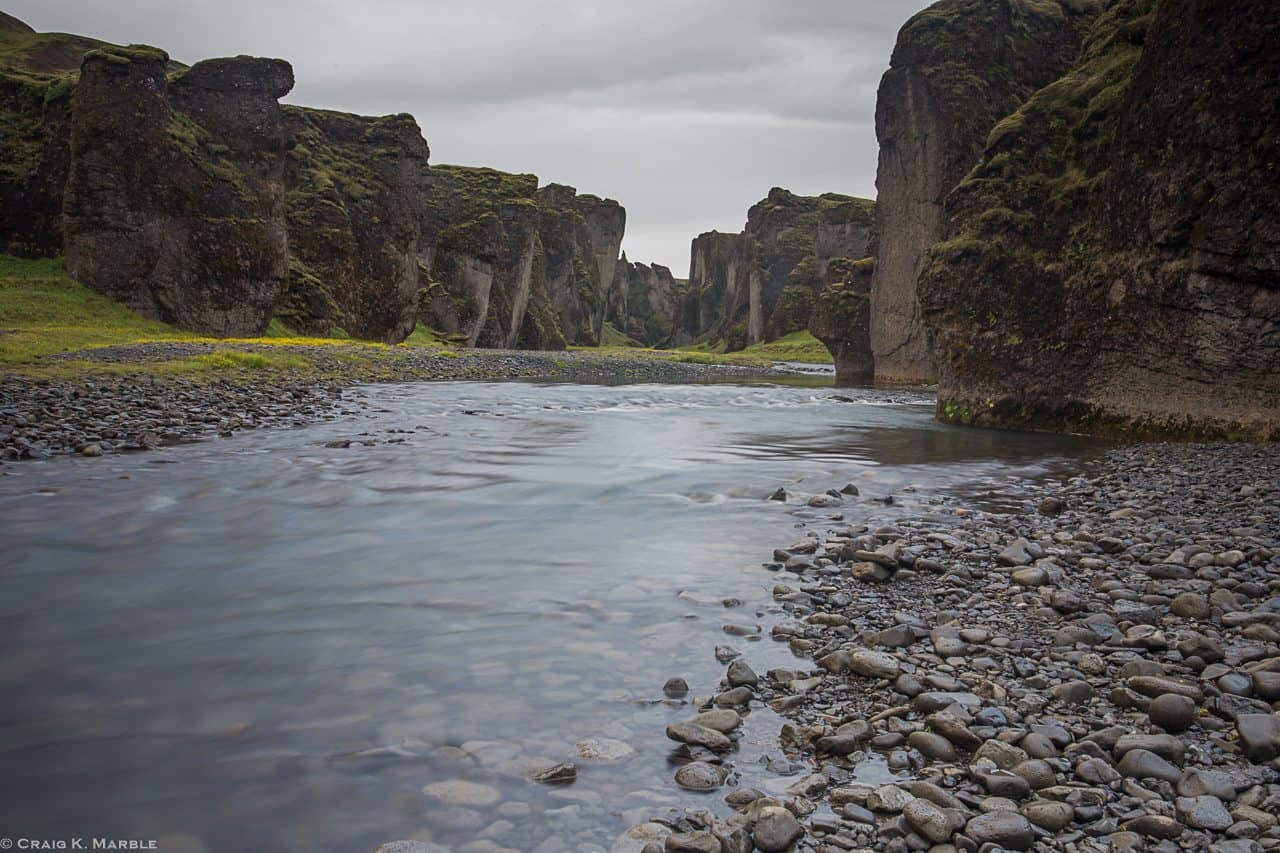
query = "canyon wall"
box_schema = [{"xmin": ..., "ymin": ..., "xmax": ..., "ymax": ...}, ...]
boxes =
[
  {"xmin": 62, "ymin": 47, "xmax": 294, "ymax": 336},
  {"xmin": 0, "ymin": 15, "xmax": 627, "ymax": 349},
  {"xmin": 281, "ymin": 107, "xmax": 430, "ymax": 343},
  {"xmin": 678, "ymin": 188, "xmax": 874, "ymax": 355},
  {"xmin": 870, "ymin": 0, "xmax": 1102, "ymax": 381},
  {"xmin": 917, "ymin": 0, "xmax": 1279, "ymax": 438},
  {"xmin": 609, "ymin": 255, "xmax": 683, "ymax": 346}
]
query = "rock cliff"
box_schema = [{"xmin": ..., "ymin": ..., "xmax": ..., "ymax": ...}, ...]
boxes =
[
  {"xmin": 535, "ymin": 184, "xmax": 625, "ymax": 347},
  {"xmin": 918, "ymin": 0, "xmax": 1280, "ymax": 438},
  {"xmin": 609, "ymin": 254, "xmax": 683, "ymax": 346},
  {"xmin": 678, "ymin": 188, "xmax": 874, "ymax": 355},
  {"xmin": 0, "ymin": 18, "xmax": 110, "ymax": 257},
  {"xmin": 419, "ymin": 165, "xmax": 543, "ymax": 348},
  {"xmin": 281, "ymin": 107, "xmax": 430, "ymax": 343},
  {"xmin": 870, "ymin": 0, "xmax": 1101, "ymax": 381},
  {"xmin": 62, "ymin": 47, "xmax": 294, "ymax": 336}
]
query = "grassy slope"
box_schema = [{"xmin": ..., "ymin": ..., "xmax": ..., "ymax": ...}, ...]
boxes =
[{"xmin": 0, "ymin": 256, "xmax": 447, "ymax": 376}]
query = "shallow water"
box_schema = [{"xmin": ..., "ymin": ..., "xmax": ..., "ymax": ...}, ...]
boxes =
[{"xmin": 0, "ymin": 379, "xmax": 1107, "ymax": 852}]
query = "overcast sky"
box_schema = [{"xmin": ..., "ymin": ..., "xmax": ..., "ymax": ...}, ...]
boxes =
[{"xmin": 15, "ymin": 1, "xmax": 930, "ymax": 276}]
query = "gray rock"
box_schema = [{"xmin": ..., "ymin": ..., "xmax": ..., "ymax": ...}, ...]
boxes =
[
  {"xmin": 1022, "ymin": 800, "xmax": 1074, "ymax": 831},
  {"xmin": 903, "ymin": 797, "xmax": 953, "ymax": 843},
  {"xmin": 1177, "ymin": 769, "xmax": 1236, "ymax": 801},
  {"xmin": 665, "ymin": 722, "xmax": 732, "ymax": 752},
  {"xmin": 752, "ymin": 805, "xmax": 803, "ymax": 852},
  {"xmin": 1175, "ymin": 795, "xmax": 1234, "ymax": 831},
  {"xmin": 726, "ymin": 659, "xmax": 758, "ymax": 688},
  {"xmin": 673, "ymin": 762, "xmax": 727, "ymax": 791},
  {"xmin": 1235, "ymin": 713, "xmax": 1280, "ymax": 762},
  {"xmin": 848, "ymin": 649, "xmax": 901, "ymax": 679},
  {"xmin": 964, "ymin": 811, "xmax": 1035, "ymax": 850},
  {"xmin": 1116, "ymin": 748, "xmax": 1182, "ymax": 783},
  {"xmin": 1148, "ymin": 693, "xmax": 1198, "ymax": 733},
  {"xmin": 663, "ymin": 831, "xmax": 719, "ymax": 853}
]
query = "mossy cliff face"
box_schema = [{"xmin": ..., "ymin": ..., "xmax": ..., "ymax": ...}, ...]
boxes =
[
  {"xmin": 610, "ymin": 253, "xmax": 684, "ymax": 346},
  {"xmin": 419, "ymin": 165, "xmax": 541, "ymax": 348},
  {"xmin": 678, "ymin": 188, "xmax": 874, "ymax": 356},
  {"xmin": 62, "ymin": 49, "xmax": 294, "ymax": 336},
  {"xmin": 918, "ymin": 0, "xmax": 1279, "ymax": 439},
  {"xmin": 871, "ymin": 0, "xmax": 1102, "ymax": 382},
  {"xmin": 809, "ymin": 257, "xmax": 875, "ymax": 384},
  {"xmin": 534, "ymin": 184, "xmax": 625, "ymax": 347},
  {"xmin": 0, "ymin": 18, "xmax": 114, "ymax": 257},
  {"xmin": 281, "ymin": 107, "xmax": 430, "ymax": 343}
]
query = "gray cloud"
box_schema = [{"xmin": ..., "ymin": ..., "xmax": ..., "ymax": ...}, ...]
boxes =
[{"xmin": 13, "ymin": 0, "xmax": 931, "ymax": 275}]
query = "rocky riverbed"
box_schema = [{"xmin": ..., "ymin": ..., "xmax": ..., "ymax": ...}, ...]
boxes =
[
  {"xmin": 0, "ymin": 346, "xmax": 789, "ymax": 462},
  {"xmin": 614, "ymin": 442, "xmax": 1280, "ymax": 853}
]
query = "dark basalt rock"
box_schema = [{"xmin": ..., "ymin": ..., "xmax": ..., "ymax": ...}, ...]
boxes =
[
  {"xmin": 62, "ymin": 48, "xmax": 294, "ymax": 336},
  {"xmin": 533, "ymin": 184, "xmax": 625, "ymax": 347},
  {"xmin": 870, "ymin": 0, "xmax": 1101, "ymax": 382},
  {"xmin": 281, "ymin": 107, "xmax": 430, "ymax": 343},
  {"xmin": 918, "ymin": 0, "xmax": 1280, "ymax": 438}
]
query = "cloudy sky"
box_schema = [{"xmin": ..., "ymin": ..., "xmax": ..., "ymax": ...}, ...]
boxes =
[{"xmin": 16, "ymin": 0, "xmax": 930, "ymax": 276}]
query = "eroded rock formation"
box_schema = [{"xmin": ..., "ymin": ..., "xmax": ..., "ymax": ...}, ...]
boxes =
[
  {"xmin": 678, "ymin": 188, "xmax": 874, "ymax": 355},
  {"xmin": 62, "ymin": 47, "xmax": 294, "ymax": 336},
  {"xmin": 281, "ymin": 107, "xmax": 430, "ymax": 343},
  {"xmin": 918, "ymin": 0, "xmax": 1279, "ymax": 438},
  {"xmin": 535, "ymin": 185, "xmax": 625, "ymax": 347},
  {"xmin": 870, "ymin": 0, "xmax": 1101, "ymax": 381},
  {"xmin": 609, "ymin": 254, "xmax": 683, "ymax": 346}
]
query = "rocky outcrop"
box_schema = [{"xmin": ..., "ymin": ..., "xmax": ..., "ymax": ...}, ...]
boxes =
[
  {"xmin": 419, "ymin": 165, "xmax": 542, "ymax": 348},
  {"xmin": 534, "ymin": 184, "xmax": 625, "ymax": 347},
  {"xmin": 417, "ymin": 170, "xmax": 625, "ymax": 351},
  {"xmin": 809, "ymin": 257, "xmax": 875, "ymax": 385},
  {"xmin": 678, "ymin": 188, "xmax": 874, "ymax": 355},
  {"xmin": 609, "ymin": 254, "xmax": 683, "ymax": 345},
  {"xmin": 281, "ymin": 107, "xmax": 430, "ymax": 343},
  {"xmin": 918, "ymin": 0, "xmax": 1280, "ymax": 439},
  {"xmin": 870, "ymin": 0, "xmax": 1101, "ymax": 382},
  {"xmin": 61, "ymin": 47, "xmax": 294, "ymax": 336},
  {"xmin": 0, "ymin": 17, "xmax": 113, "ymax": 257}
]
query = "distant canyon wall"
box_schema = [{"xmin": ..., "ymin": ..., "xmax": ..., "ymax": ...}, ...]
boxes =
[
  {"xmin": 0, "ymin": 14, "xmax": 625, "ymax": 348},
  {"xmin": 677, "ymin": 188, "xmax": 875, "ymax": 354}
]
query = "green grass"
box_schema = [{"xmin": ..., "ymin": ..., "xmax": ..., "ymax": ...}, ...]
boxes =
[
  {"xmin": 0, "ymin": 255, "xmax": 198, "ymax": 363},
  {"xmin": 0, "ymin": 255, "xmax": 432, "ymax": 376},
  {"xmin": 736, "ymin": 331, "xmax": 833, "ymax": 364}
]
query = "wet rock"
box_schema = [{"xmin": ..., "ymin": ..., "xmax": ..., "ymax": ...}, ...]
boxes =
[
  {"xmin": 964, "ymin": 811, "xmax": 1035, "ymax": 850},
  {"xmin": 663, "ymin": 677, "xmax": 689, "ymax": 697},
  {"xmin": 575, "ymin": 738, "xmax": 635, "ymax": 762},
  {"xmin": 752, "ymin": 805, "xmax": 803, "ymax": 852},
  {"xmin": 531, "ymin": 763, "xmax": 577, "ymax": 784},
  {"xmin": 726, "ymin": 659, "xmax": 758, "ymax": 688},
  {"xmin": 673, "ymin": 762, "xmax": 727, "ymax": 791},
  {"xmin": 421, "ymin": 780, "xmax": 503, "ymax": 808},
  {"xmin": 663, "ymin": 831, "xmax": 719, "ymax": 853},
  {"xmin": 903, "ymin": 797, "xmax": 953, "ymax": 843},
  {"xmin": 666, "ymin": 722, "xmax": 732, "ymax": 753}
]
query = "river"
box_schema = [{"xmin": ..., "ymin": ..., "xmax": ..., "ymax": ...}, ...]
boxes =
[{"xmin": 0, "ymin": 378, "xmax": 1108, "ymax": 852}]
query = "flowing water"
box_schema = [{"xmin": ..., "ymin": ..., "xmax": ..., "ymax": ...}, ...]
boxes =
[{"xmin": 0, "ymin": 378, "xmax": 1108, "ymax": 852}]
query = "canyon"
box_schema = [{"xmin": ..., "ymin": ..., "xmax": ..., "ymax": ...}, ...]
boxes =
[{"xmin": 2, "ymin": 0, "xmax": 1277, "ymax": 437}]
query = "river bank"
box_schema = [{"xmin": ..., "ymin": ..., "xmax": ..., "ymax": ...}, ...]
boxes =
[
  {"xmin": 0, "ymin": 346, "xmax": 798, "ymax": 461},
  {"xmin": 627, "ymin": 441, "xmax": 1280, "ymax": 853}
]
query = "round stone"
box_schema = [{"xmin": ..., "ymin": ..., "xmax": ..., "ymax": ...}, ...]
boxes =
[
  {"xmin": 752, "ymin": 806, "xmax": 803, "ymax": 852},
  {"xmin": 964, "ymin": 811, "xmax": 1034, "ymax": 850},
  {"xmin": 673, "ymin": 761, "xmax": 727, "ymax": 791},
  {"xmin": 576, "ymin": 737, "xmax": 635, "ymax": 762},
  {"xmin": 903, "ymin": 797, "xmax": 952, "ymax": 843},
  {"xmin": 1148, "ymin": 693, "xmax": 1197, "ymax": 733}
]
